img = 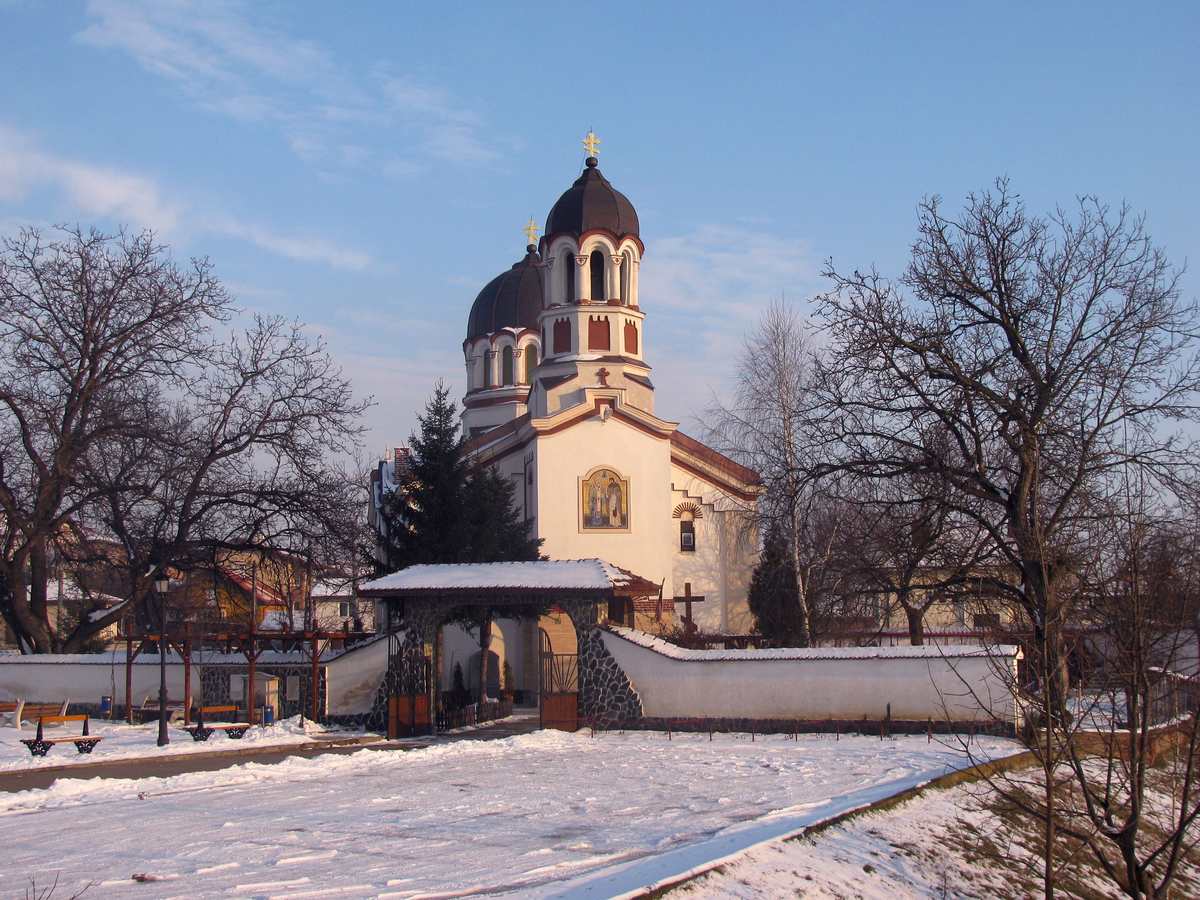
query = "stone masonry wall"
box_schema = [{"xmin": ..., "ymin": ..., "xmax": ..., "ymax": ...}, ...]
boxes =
[{"xmin": 578, "ymin": 626, "xmax": 642, "ymax": 725}]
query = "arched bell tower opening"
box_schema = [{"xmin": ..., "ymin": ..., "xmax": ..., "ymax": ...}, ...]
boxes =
[{"xmin": 589, "ymin": 250, "xmax": 605, "ymax": 302}]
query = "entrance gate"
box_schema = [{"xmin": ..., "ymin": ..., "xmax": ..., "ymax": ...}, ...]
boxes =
[
  {"xmin": 387, "ymin": 629, "xmax": 431, "ymax": 738},
  {"xmin": 539, "ymin": 629, "xmax": 579, "ymax": 732}
]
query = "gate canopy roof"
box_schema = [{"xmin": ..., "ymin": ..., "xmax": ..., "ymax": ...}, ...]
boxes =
[{"xmin": 359, "ymin": 559, "xmax": 659, "ymax": 599}]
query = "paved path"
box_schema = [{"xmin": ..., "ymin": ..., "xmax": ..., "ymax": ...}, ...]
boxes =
[{"xmin": 0, "ymin": 711, "xmax": 543, "ymax": 793}]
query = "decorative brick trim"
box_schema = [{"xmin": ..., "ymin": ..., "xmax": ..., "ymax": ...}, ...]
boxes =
[{"xmin": 671, "ymin": 501, "xmax": 704, "ymax": 519}]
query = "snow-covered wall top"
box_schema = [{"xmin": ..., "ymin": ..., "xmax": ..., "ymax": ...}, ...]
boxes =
[
  {"xmin": 607, "ymin": 626, "xmax": 1021, "ymax": 662},
  {"xmin": 360, "ymin": 559, "xmax": 630, "ymax": 593},
  {"xmin": 600, "ymin": 628, "xmax": 1020, "ymax": 724},
  {"xmin": 0, "ymin": 648, "xmax": 342, "ymax": 666}
]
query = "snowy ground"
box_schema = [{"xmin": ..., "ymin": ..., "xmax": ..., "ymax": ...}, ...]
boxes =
[
  {"xmin": 0, "ymin": 729, "xmax": 1017, "ymax": 899},
  {"xmin": 0, "ymin": 716, "xmax": 357, "ymax": 772},
  {"xmin": 680, "ymin": 768, "xmax": 1200, "ymax": 899}
]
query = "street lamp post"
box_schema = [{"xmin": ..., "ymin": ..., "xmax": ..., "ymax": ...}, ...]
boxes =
[{"xmin": 155, "ymin": 572, "xmax": 171, "ymax": 747}]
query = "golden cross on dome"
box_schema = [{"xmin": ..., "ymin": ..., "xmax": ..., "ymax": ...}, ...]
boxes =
[
  {"xmin": 523, "ymin": 217, "xmax": 540, "ymax": 246},
  {"xmin": 582, "ymin": 129, "xmax": 601, "ymax": 158}
]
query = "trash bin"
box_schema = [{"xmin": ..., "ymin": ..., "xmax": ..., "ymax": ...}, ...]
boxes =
[
  {"xmin": 100, "ymin": 696, "xmax": 112, "ymax": 717},
  {"xmin": 262, "ymin": 704, "xmax": 274, "ymax": 726}
]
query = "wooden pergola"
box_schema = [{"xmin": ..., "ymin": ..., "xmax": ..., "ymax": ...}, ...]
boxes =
[{"xmin": 119, "ymin": 622, "xmax": 375, "ymax": 725}]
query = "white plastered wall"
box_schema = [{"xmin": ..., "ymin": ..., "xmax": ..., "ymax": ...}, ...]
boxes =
[
  {"xmin": 533, "ymin": 416, "xmax": 675, "ymax": 596},
  {"xmin": 0, "ymin": 656, "xmax": 200, "ymax": 708},
  {"xmin": 670, "ymin": 467, "xmax": 758, "ymax": 634},
  {"xmin": 601, "ymin": 630, "xmax": 1019, "ymax": 724}
]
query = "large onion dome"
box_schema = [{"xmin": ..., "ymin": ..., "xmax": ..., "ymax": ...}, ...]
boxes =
[
  {"xmin": 465, "ymin": 246, "xmax": 545, "ymax": 341},
  {"xmin": 544, "ymin": 157, "xmax": 640, "ymax": 244}
]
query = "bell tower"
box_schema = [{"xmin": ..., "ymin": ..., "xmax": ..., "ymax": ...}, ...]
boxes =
[{"xmin": 529, "ymin": 132, "xmax": 653, "ymax": 418}]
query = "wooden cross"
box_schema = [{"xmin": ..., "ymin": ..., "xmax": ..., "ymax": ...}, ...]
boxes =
[
  {"xmin": 673, "ymin": 582, "xmax": 706, "ymax": 628},
  {"xmin": 596, "ymin": 367, "xmax": 610, "ymax": 387}
]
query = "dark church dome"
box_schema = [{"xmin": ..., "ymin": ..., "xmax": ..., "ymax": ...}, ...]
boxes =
[
  {"xmin": 544, "ymin": 158, "xmax": 640, "ymax": 244},
  {"xmin": 466, "ymin": 247, "xmax": 545, "ymax": 341}
]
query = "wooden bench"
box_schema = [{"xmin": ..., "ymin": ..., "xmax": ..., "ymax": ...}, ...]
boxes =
[
  {"xmin": 3, "ymin": 700, "xmax": 69, "ymax": 729},
  {"xmin": 184, "ymin": 705, "xmax": 250, "ymax": 742},
  {"xmin": 20, "ymin": 714, "xmax": 103, "ymax": 757}
]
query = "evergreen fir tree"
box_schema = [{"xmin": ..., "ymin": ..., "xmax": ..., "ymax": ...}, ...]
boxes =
[
  {"xmin": 464, "ymin": 464, "xmax": 542, "ymax": 562},
  {"xmin": 380, "ymin": 382, "xmax": 470, "ymax": 569},
  {"xmin": 747, "ymin": 523, "xmax": 803, "ymax": 645},
  {"xmin": 378, "ymin": 381, "xmax": 542, "ymax": 570}
]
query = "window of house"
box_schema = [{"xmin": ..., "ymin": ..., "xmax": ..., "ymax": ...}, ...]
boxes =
[
  {"xmin": 286, "ymin": 675, "xmax": 300, "ymax": 702},
  {"xmin": 973, "ymin": 612, "xmax": 1000, "ymax": 630},
  {"xmin": 338, "ymin": 600, "xmax": 351, "ymax": 618},
  {"xmin": 680, "ymin": 518, "xmax": 696, "ymax": 552},
  {"xmin": 590, "ymin": 249, "xmax": 605, "ymax": 300},
  {"xmin": 564, "ymin": 251, "xmax": 575, "ymax": 303}
]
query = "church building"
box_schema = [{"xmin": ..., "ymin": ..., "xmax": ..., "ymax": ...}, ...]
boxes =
[{"xmin": 457, "ymin": 134, "xmax": 762, "ymax": 636}]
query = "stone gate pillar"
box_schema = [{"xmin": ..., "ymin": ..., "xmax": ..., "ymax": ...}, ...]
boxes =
[{"xmin": 560, "ymin": 596, "xmax": 642, "ymax": 727}]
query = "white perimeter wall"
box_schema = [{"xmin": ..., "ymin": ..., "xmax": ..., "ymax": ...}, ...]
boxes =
[
  {"xmin": 601, "ymin": 629, "xmax": 1019, "ymax": 724},
  {"xmin": 0, "ymin": 656, "xmax": 199, "ymax": 708},
  {"xmin": 323, "ymin": 636, "xmax": 389, "ymax": 716}
]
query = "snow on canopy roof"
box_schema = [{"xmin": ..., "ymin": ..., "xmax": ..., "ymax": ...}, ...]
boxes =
[{"xmin": 359, "ymin": 559, "xmax": 635, "ymax": 594}]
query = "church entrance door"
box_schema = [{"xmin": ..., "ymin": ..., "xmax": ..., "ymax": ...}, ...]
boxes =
[{"xmin": 539, "ymin": 628, "xmax": 579, "ymax": 732}]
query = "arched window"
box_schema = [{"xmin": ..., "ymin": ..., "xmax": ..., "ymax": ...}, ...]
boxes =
[
  {"xmin": 563, "ymin": 251, "xmax": 575, "ymax": 303},
  {"xmin": 621, "ymin": 250, "xmax": 633, "ymax": 304},
  {"xmin": 501, "ymin": 346, "xmax": 514, "ymax": 386},
  {"xmin": 590, "ymin": 249, "xmax": 605, "ymax": 301},
  {"xmin": 524, "ymin": 343, "xmax": 538, "ymax": 382}
]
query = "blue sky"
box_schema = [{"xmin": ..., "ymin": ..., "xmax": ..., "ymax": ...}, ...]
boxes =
[{"xmin": 1, "ymin": 1, "xmax": 1196, "ymax": 455}]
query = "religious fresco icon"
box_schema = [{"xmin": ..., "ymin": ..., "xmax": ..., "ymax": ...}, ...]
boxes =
[{"xmin": 580, "ymin": 468, "xmax": 629, "ymax": 531}]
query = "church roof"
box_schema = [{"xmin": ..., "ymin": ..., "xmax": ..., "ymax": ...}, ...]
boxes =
[
  {"xmin": 466, "ymin": 247, "xmax": 544, "ymax": 341},
  {"xmin": 544, "ymin": 158, "xmax": 640, "ymax": 245}
]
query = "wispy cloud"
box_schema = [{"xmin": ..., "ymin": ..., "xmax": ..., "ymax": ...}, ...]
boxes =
[
  {"xmin": 0, "ymin": 124, "xmax": 371, "ymax": 270},
  {"xmin": 206, "ymin": 216, "xmax": 372, "ymax": 271},
  {"xmin": 641, "ymin": 224, "xmax": 819, "ymax": 425},
  {"xmin": 78, "ymin": 0, "xmax": 496, "ymax": 174},
  {"xmin": 0, "ymin": 125, "xmax": 181, "ymax": 229}
]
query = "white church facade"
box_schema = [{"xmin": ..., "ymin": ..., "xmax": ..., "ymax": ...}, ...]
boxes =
[{"xmin": 458, "ymin": 139, "xmax": 762, "ymax": 638}]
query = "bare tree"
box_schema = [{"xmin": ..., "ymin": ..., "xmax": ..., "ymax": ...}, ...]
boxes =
[
  {"xmin": 952, "ymin": 500, "xmax": 1200, "ymax": 899},
  {"xmin": 707, "ymin": 301, "xmax": 839, "ymax": 646},
  {"xmin": 819, "ymin": 181, "xmax": 1200, "ymax": 896},
  {"xmin": 853, "ymin": 473, "xmax": 993, "ymax": 644},
  {"xmin": 819, "ymin": 179, "xmax": 1199, "ymax": 698},
  {"xmin": 79, "ymin": 315, "xmax": 368, "ymax": 648},
  {"xmin": 0, "ymin": 227, "xmax": 229, "ymax": 652}
]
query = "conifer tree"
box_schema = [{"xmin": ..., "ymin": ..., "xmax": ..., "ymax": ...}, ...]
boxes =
[
  {"xmin": 379, "ymin": 382, "xmax": 541, "ymax": 570},
  {"xmin": 464, "ymin": 464, "xmax": 542, "ymax": 563},
  {"xmin": 747, "ymin": 524, "xmax": 803, "ymax": 644},
  {"xmin": 380, "ymin": 382, "xmax": 470, "ymax": 569}
]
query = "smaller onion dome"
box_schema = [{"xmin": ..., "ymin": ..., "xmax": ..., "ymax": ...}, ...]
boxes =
[
  {"xmin": 544, "ymin": 157, "xmax": 640, "ymax": 244},
  {"xmin": 466, "ymin": 246, "xmax": 545, "ymax": 341}
]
